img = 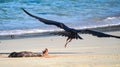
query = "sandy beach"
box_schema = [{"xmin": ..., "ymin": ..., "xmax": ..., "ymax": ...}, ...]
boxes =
[{"xmin": 0, "ymin": 31, "xmax": 120, "ymax": 67}]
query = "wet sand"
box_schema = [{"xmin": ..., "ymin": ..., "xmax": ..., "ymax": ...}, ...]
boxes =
[{"xmin": 0, "ymin": 31, "xmax": 120, "ymax": 67}]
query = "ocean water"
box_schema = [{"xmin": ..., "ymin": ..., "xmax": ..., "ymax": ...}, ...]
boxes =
[{"xmin": 0, "ymin": 0, "xmax": 120, "ymax": 37}]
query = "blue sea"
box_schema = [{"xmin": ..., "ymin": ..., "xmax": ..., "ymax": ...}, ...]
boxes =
[{"xmin": 0, "ymin": 0, "xmax": 120, "ymax": 39}]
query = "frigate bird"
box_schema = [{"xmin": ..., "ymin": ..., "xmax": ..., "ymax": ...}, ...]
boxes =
[{"xmin": 22, "ymin": 8, "xmax": 120, "ymax": 48}]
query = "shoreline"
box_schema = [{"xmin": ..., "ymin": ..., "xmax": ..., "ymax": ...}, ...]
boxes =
[{"xmin": 0, "ymin": 24, "xmax": 120, "ymax": 40}]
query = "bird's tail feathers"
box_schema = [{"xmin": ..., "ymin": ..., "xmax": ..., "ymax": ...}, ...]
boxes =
[
  {"xmin": 78, "ymin": 36, "xmax": 83, "ymax": 39},
  {"xmin": 77, "ymin": 35, "xmax": 83, "ymax": 40}
]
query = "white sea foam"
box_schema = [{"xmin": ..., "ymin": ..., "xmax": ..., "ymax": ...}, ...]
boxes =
[{"xmin": 0, "ymin": 24, "xmax": 120, "ymax": 36}]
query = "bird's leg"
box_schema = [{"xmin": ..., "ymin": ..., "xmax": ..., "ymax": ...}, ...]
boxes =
[{"xmin": 64, "ymin": 37, "xmax": 72, "ymax": 48}]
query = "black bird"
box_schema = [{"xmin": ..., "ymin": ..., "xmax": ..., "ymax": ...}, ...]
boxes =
[{"xmin": 22, "ymin": 8, "xmax": 120, "ymax": 48}]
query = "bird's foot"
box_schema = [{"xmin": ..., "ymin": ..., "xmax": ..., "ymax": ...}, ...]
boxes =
[{"xmin": 64, "ymin": 44, "xmax": 68, "ymax": 48}]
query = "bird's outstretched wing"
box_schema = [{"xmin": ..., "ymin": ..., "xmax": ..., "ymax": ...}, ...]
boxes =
[
  {"xmin": 22, "ymin": 8, "xmax": 69, "ymax": 29},
  {"xmin": 78, "ymin": 29, "xmax": 120, "ymax": 39}
]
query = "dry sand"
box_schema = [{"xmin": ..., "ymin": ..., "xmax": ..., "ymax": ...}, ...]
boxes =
[{"xmin": 0, "ymin": 31, "xmax": 120, "ymax": 67}]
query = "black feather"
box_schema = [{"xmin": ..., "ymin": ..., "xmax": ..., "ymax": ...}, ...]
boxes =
[
  {"xmin": 22, "ymin": 8, "xmax": 69, "ymax": 29},
  {"xmin": 79, "ymin": 29, "xmax": 120, "ymax": 38}
]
